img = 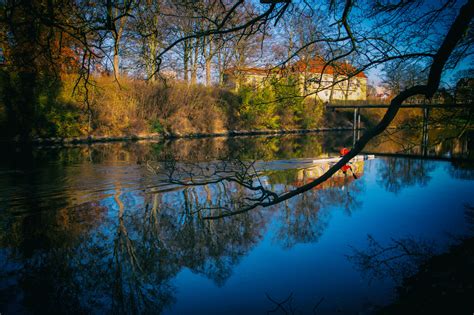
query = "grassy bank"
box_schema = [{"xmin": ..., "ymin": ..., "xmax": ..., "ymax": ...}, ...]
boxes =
[
  {"xmin": 0, "ymin": 75, "xmax": 325, "ymax": 138},
  {"xmin": 0, "ymin": 74, "xmax": 469, "ymax": 139}
]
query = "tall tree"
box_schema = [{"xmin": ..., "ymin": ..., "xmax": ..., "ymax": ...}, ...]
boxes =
[{"xmin": 106, "ymin": 0, "xmax": 134, "ymax": 79}]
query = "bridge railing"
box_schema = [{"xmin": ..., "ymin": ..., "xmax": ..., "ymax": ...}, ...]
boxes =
[{"xmin": 325, "ymin": 103, "xmax": 472, "ymax": 109}]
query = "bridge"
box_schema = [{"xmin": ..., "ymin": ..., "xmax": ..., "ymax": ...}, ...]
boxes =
[{"xmin": 325, "ymin": 103, "xmax": 472, "ymax": 152}]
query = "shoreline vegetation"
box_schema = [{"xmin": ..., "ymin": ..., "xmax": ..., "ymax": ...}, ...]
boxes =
[
  {"xmin": 1, "ymin": 125, "xmax": 463, "ymax": 148},
  {"xmin": 1, "ymin": 127, "xmax": 354, "ymax": 145},
  {"xmin": 1, "ymin": 75, "xmax": 466, "ymax": 146}
]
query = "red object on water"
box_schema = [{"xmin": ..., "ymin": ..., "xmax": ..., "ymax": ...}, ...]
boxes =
[
  {"xmin": 340, "ymin": 148, "xmax": 351, "ymax": 173},
  {"xmin": 340, "ymin": 147, "xmax": 349, "ymax": 156}
]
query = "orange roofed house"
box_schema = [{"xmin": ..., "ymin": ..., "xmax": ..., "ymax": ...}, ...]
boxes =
[{"xmin": 223, "ymin": 57, "xmax": 367, "ymax": 102}]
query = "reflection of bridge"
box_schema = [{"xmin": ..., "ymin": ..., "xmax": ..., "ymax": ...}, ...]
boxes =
[
  {"xmin": 326, "ymin": 103, "xmax": 472, "ymax": 154},
  {"xmin": 361, "ymin": 151, "xmax": 472, "ymax": 163}
]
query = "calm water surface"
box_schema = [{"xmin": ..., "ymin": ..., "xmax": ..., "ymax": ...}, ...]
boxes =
[{"xmin": 0, "ymin": 131, "xmax": 473, "ymax": 314}]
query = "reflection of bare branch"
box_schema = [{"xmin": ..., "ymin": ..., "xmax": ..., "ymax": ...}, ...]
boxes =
[
  {"xmin": 464, "ymin": 203, "xmax": 474, "ymax": 233},
  {"xmin": 313, "ymin": 297, "xmax": 325, "ymax": 314},
  {"xmin": 149, "ymin": 0, "xmax": 473, "ymax": 220},
  {"xmin": 266, "ymin": 292, "xmax": 295, "ymax": 315},
  {"xmin": 150, "ymin": 158, "xmax": 279, "ymax": 216},
  {"xmin": 347, "ymin": 235, "xmax": 436, "ymax": 283}
]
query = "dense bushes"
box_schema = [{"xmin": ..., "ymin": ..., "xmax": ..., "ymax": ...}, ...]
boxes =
[
  {"xmin": 0, "ymin": 70, "xmax": 87, "ymax": 137},
  {"xmin": 0, "ymin": 73, "xmax": 328, "ymax": 138},
  {"xmin": 1, "ymin": 75, "xmax": 236, "ymax": 137},
  {"xmin": 4, "ymin": 73, "xmax": 454, "ymax": 139},
  {"xmin": 236, "ymin": 76, "xmax": 323, "ymax": 130},
  {"xmin": 133, "ymin": 81, "xmax": 232, "ymax": 134}
]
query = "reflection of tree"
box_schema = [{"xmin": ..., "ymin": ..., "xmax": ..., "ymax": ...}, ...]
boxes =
[
  {"xmin": 228, "ymin": 135, "xmax": 325, "ymax": 161},
  {"xmin": 146, "ymin": 184, "xmax": 266, "ymax": 285},
  {"xmin": 348, "ymin": 235, "xmax": 474, "ymax": 314},
  {"xmin": 1, "ymin": 176, "xmax": 277, "ymax": 312},
  {"xmin": 275, "ymin": 177, "xmax": 364, "ymax": 249},
  {"xmin": 378, "ymin": 236, "xmax": 474, "ymax": 314},
  {"xmin": 151, "ymin": 157, "xmax": 367, "ymax": 255},
  {"xmin": 449, "ymin": 161, "xmax": 474, "ymax": 180},
  {"xmin": 0, "ymin": 201, "xmax": 109, "ymax": 313},
  {"xmin": 365, "ymin": 128, "xmax": 474, "ymax": 160},
  {"xmin": 108, "ymin": 187, "xmax": 176, "ymax": 314},
  {"xmin": 348, "ymin": 205, "xmax": 474, "ymax": 313},
  {"xmin": 277, "ymin": 194, "xmax": 331, "ymax": 249},
  {"xmin": 151, "ymin": 154, "xmax": 367, "ymax": 222},
  {"xmin": 376, "ymin": 158, "xmax": 436, "ymax": 194},
  {"xmin": 1, "ymin": 150, "xmax": 372, "ymax": 311},
  {"xmin": 347, "ymin": 235, "xmax": 435, "ymax": 282},
  {"xmin": 0, "ymin": 189, "xmax": 178, "ymax": 313},
  {"xmin": 150, "ymin": 152, "xmax": 370, "ymax": 251}
]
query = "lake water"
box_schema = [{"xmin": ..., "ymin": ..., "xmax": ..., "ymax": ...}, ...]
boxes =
[{"xmin": 0, "ymin": 130, "xmax": 473, "ymax": 314}]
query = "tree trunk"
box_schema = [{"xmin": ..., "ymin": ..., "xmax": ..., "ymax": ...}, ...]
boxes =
[
  {"xmin": 191, "ymin": 37, "xmax": 199, "ymax": 84},
  {"xmin": 183, "ymin": 39, "xmax": 189, "ymax": 82},
  {"xmin": 111, "ymin": 3, "xmax": 127, "ymax": 80},
  {"xmin": 113, "ymin": 44, "xmax": 120, "ymax": 78},
  {"xmin": 113, "ymin": 21, "xmax": 124, "ymax": 79},
  {"xmin": 217, "ymin": 49, "xmax": 224, "ymax": 86},
  {"xmin": 205, "ymin": 39, "xmax": 212, "ymax": 86}
]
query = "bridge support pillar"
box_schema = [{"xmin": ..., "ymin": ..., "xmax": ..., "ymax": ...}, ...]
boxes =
[
  {"xmin": 357, "ymin": 109, "xmax": 361, "ymax": 139},
  {"xmin": 422, "ymin": 107, "xmax": 430, "ymax": 156},
  {"xmin": 353, "ymin": 108, "xmax": 357, "ymax": 146},
  {"xmin": 352, "ymin": 108, "xmax": 362, "ymax": 145},
  {"xmin": 353, "ymin": 108, "xmax": 357, "ymax": 130}
]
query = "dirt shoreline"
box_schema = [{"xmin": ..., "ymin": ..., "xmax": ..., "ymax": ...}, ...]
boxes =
[{"xmin": 2, "ymin": 127, "xmax": 362, "ymax": 146}]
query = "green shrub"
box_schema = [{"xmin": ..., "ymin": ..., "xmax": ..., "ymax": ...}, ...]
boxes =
[
  {"xmin": 298, "ymin": 98, "xmax": 323, "ymax": 129},
  {"xmin": 45, "ymin": 106, "xmax": 85, "ymax": 137},
  {"xmin": 150, "ymin": 119, "xmax": 164, "ymax": 133},
  {"xmin": 272, "ymin": 76, "xmax": 303, "ymax": 128},
  {"xmin": 237, "ymin": 85, "xmax": 278, "ymax": 129}
]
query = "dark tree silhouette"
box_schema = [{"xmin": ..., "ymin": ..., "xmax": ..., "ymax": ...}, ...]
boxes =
[{"xmin": 148, "ymin": 0, "xmax": 474, "ymax": 219}]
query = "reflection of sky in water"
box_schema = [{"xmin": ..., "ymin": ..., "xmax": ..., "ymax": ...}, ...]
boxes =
[
  {"xmin": 0, "ymin": 135, "xmax": 473, "ymax": 314},
  {"xmin": 167, "ymin": 159, "xmax": 473, "ymax": 314},
  {"xmin": 100, "ymin": 189, "xmax": 144, "ymax": 218}
]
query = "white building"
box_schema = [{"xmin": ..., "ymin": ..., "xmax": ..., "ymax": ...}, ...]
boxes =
[{"xmin": 224, "ymin": 57, "xmax": 367, "ymax": 102}]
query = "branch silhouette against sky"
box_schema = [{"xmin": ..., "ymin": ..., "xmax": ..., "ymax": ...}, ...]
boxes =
[{"xmin": 144, "ymin": 0, "xmax": 474, "ymax": 219}]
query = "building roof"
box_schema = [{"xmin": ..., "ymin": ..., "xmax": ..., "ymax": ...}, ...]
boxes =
[{"xmin": 290, "ymin": 57, "xmax": 367, "ymax": 78}]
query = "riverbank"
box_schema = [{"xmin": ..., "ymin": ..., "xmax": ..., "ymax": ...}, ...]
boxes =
[
  {"xmin": 3, "ymin": 75, "xmax": 466, "ymax": 142},
  {"xmin": 2, "ymin": 127, "xmax": 360, "ymax": 146},
  {"xmin": 1, "ymin": 76, "xmax": 328, "ymax": 139}
]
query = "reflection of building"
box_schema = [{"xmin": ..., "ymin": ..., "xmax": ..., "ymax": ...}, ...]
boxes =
[
  {"xmin": 292, "ymin": 155, "xmax": 374, "ymax": 188},
  {"xmin": 294, "ymin": 160, "xmax": 365, "ymax": 188},
  {"xmin": 261, "ymin": 155, "xmax": 374, "ymax": 188},
  {"xmin": 223, "ymin": 57, "xmax": 367, "ymax": 102}
]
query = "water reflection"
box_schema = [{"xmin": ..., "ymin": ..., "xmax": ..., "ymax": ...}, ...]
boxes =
[
  {"xmin": 0, "ymin": 131, "xmax": 473, "ymax": 313},
  {"xmin": 364, "ymin": 128, "xmax": 473, "ymax": 160},
  {"xmin": 376, "ymin": 158, "xmax": 436, "ymax": 194},
  {"xmin": 347, "ymin": 204, "xmax": 474, "ymax": 314}
]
